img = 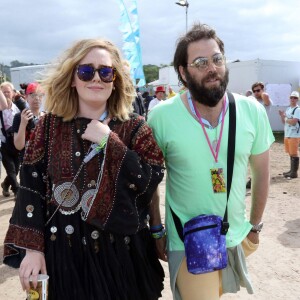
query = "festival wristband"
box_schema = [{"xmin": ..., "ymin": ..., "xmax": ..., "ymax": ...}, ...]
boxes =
[{"xmin": 96, "ymin": 132, "xmax": 110, "ymax": 150}]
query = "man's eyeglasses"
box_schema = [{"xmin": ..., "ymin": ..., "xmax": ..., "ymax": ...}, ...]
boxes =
[
  {"xmin": 29, "ymin": 93, "xmax": 44, "ymax": 99},
  {"xmin": 253, "ymin": 89, "xmax": 261, "ymax": 93},
  {"xmin": 290, "ymin": 96, "xmax": 298, "ymax": 100},
  {"xmin": 187, "ymin": 53, "xmax": 226, "ymax": 70},
  {"xmin": 76, "ymin": 64, "xmax": 116, "ymax": 83}
]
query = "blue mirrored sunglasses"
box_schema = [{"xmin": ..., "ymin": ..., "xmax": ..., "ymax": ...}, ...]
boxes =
[{"xmin": 76, "ymin": 64, "xmax": 116, "ymax": 83}]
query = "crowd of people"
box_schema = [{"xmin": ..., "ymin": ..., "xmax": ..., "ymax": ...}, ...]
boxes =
[
  {"xmin": 0, "ymin": 22, "xmax": 299, "ymax": 300},
  {"xmin": 0, "ymin": 82, "xmax": 44, "ymax": 200},
  {"xmin": 133, "ymin": 85, "xmax": 177, "ymax": 118}
]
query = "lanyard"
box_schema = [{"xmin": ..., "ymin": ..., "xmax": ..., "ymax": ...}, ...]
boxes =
[
  {"xmin": 99, "ymin": 110, "xmax": 108, "ymax": 122},
  {"xmin": 84, "ymin": 110, "xmax": 108, "ymax": 163},
  {"xmin": 187, "ymin": 92, "xmax": 226, "ymax": 163}
]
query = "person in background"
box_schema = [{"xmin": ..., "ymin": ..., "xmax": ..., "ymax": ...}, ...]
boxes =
[
  {"xmin": 19, "ymin": 89, "xmax": 25, "ymax": 96},
  {"xmin": 245, "ymin": 90, "xmax": 252, "ymax": 97},
  {"xmin": 167, "ymin": 86, "xmax": 177, "ymax": 99},
  {"xmin": 12, "ymin": 82, "xmax": 45, "ymax": 161},
  {"xmin": 0, "ymin": 81, "xmax": 21, "ymax": 199},
  {"xmin": 3, "ymin": 38, "xmax": 165, "ymax": 299},
  {"xmin": 148, "ymin": 23, "xmax": 274, "ymax": 300},
  {"xmin": 142, "ymin": 91, "xmax": 153, "ymax": 118},
  {"xmin": 245, "ymin": 89, "xmax": 256, "ymax": 100},
  {"xmin": 246, "ymin": 82, "xmax": 273, "ymax": 188},
  {"xmin": 14, "ymin": 84, "xmax": 27, "ymax": 111},
  {"xmin": 148, "ymin": 86, "xmax": 166, "ymax": 112},
  {"xmin": 0, "ymin": 89, "xmax": 7, "ymax": 178},
  {"xmin": 123, "ymin": 61, "xmax": 145, "ymax": 117},
  {"xmin": 133, "ymin": 87, "xmax": 145, "ymax": 116},
  {"xmin": 252, "ymin": 82, "xmax": 273, "ymax": 110},
  {"xmin": 278, "ymin": 91, "xmax": 300, "ymax": 178}
]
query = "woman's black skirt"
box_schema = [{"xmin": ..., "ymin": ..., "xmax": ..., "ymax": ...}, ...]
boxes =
[{"xmin": 45, "ymin": 213, "xmax": 164, "ymax": 300}]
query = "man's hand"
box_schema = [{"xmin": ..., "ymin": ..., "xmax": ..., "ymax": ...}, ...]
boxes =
[
  {"xmin": 261, "ymin": 92, "xmax": 272, "ymax": 106},
  {"xmin": 247, "ymin": 231, "xmax": 259, "ymax": 245}
]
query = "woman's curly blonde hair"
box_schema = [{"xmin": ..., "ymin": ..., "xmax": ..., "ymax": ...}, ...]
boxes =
[{"xmin": 41, "ymin": 38, "xmax": 135, "ymax": 121}]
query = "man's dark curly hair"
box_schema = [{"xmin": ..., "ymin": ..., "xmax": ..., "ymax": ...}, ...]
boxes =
[{"xmin": 173, "ymin": 23, "xmax": 225, "ymax": 87}]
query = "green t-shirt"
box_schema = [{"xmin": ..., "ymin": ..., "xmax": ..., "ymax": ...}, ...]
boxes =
[{"xmin": 148, "ymin": 93, "xmax": 274, "ymax": 250}]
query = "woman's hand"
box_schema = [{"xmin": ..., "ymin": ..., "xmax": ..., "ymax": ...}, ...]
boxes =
[
  {"xmin": 20, "ymin": 109, "xmax": 33, "ymax": 127},
  {"xmin": 82, "ymin": 118, "xmax": 111, "ymax": 144},
  {"xmin": 154, "ymin": 236, "xmax": 168, "ymax": 262},
  {"xmin": 19, "ymin": 250, "xmax": 47, "ymax": 292}
]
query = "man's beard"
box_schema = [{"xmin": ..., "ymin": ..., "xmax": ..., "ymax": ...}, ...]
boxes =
[{"xmin": 185, "ymin": 67, "xmax": 229, "ymax": 107}]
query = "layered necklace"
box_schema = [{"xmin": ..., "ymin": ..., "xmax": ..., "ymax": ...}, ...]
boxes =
[{"xmin": 45, "ymin": 110, "xmax": 109, "ymax": 225}]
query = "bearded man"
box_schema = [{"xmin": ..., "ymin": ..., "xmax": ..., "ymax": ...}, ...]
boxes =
[{"xmin": 148, "ymin": 23, "xmax": 274, "ymax": 300}]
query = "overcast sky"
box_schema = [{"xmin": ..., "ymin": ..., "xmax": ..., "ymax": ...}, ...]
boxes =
[{"xmin": 1, "ymin": 0, "xmax": 299, "ymax": 67}]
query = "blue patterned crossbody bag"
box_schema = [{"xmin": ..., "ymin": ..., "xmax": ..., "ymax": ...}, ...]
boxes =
[{"xmin": 170, "ymin": 92, "xmax": 236, "ymax": 274}]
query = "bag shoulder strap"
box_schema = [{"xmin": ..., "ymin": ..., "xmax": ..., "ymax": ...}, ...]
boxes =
[
  {"xmin": 170, "ymin": 91, "xmax": 236, "ymax": 241},
  {"xmin": 222, "ymin": 91, "xmax": 236, "ymax": 233},
  {"xmin": 291, "ymin": 106, "xmax": 300, "ymax": 132},
  {"xmin": 291, "ymin": 106, "xmax": 299, "ymax": 115}
]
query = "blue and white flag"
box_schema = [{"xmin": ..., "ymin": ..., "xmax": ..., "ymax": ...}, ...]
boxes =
[{"xmin": 116, "ymin": 0, "xmax": 146, "ymax": 85}]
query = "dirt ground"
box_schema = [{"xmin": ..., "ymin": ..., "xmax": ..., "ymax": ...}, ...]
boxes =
[{"xmin": 0, "ymin": 139, "xmax": 299, "ymax": 299}]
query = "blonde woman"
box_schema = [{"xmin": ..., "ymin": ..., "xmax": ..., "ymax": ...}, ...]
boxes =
[{"xmin": 4, "ymin": 39, "xmax": 165, "ymax": 299}]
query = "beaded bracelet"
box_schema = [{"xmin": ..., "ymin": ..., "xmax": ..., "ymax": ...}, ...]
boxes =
[
  {"xmin": 151, "ymin": 228, "xmax": 166, "ymax": 239},
  {"xmin": 150, "ymin": 224, "xmax": 166, "ymax": 239},
  {"xmin": 150, "ymin": 224, "xmax": 164, "ymax": 232}
]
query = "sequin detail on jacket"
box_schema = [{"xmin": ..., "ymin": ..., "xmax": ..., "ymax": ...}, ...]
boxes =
[{"xmin": 3, "ymin": 113, "xmax": 164, "ymax": 263}]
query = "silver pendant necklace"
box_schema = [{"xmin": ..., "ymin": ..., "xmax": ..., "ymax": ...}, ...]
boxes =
[{"xmin": 45, "ymin": 111, "xmax": 109, "ymax": 226}]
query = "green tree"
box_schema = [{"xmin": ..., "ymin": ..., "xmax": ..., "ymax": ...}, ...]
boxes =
[
  {"xmin": 159, "ymin": 63, "xmax": 169, "ymax": 68},
  {"xmin": 0, "ymin": 64, "xmax": 11, "ymax": 82},
  {"xmin": 143, "ymin": 64, "xmax": 159, "ymax": 83},
  {"xmin": 10, "ymin": 60, "xmax": 37, "ymax": 68}
]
